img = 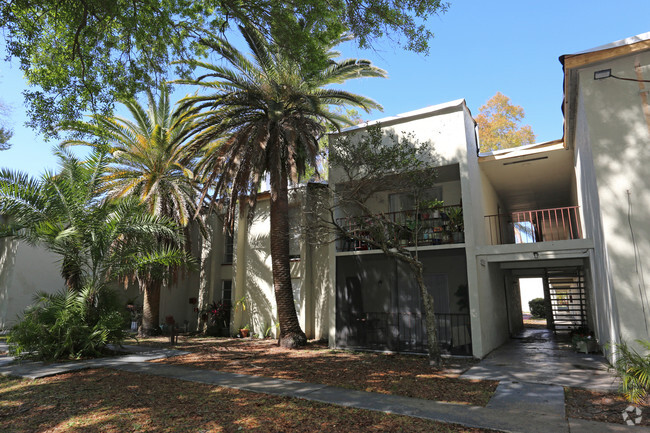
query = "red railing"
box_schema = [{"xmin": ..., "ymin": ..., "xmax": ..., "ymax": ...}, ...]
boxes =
[
  {"xmin": 336, "ymin": 205, "xmax": 464, "ymax": 252},
  {"xmin": 484, "ymin": 206, "xmax": 582, "ymax": 245}
]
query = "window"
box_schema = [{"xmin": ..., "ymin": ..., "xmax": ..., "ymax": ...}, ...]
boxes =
[
  {"xmin": 223, "ymin": 230, "xmax": 234, "ymax": 263},
  {"xmin": 389, "ymin": 187, "xmax": 442, "ymax": 213},
  {"xmin": 222, "ymin": 280, "xmax": 233, "ymax": 324},
  {"xmin": 292, "ymin": 278, "xmax": 301, "ymax": 316}
]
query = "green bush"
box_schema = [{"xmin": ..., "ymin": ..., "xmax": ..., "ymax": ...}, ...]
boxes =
[
  {"xmin": 610, "ymin": 340, "xmax": 650, "ymax": 403},
  {"xmin": 8, "ymin": 285, "xmax": 126, "ymax": 361},
  {"xmin": 528, "ymin": 298, "xmax": 547, "ymax": 319}
]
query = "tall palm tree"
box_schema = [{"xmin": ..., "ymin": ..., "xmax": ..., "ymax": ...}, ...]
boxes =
[
  {"xmin": 175, "ymin": 26, "xmax": 386, "ymax": 347},
  {"xmin": 61, "ymin": 86, "xmax": 201, "ymax": 335}
]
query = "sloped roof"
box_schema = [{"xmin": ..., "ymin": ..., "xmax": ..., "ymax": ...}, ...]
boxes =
[{"xmin": 571, "ymin": 31, "xmax": 650, "ymax": 56}]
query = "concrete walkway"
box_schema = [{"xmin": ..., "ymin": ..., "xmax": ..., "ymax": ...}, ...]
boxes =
[
  {"xmin": 0, "ymin": 338, "xmax": 647, "ymax": 433},
  {"xmin": 462, "ymin": 328, "xmax": 619, "ymax": 391}
]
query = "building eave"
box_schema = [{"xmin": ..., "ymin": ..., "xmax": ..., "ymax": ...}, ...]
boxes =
[
  {"xmin": 329, "ymin": 98, "xmax": 471, "ymax": 138},
  {"xmin": 560, "ymin": 32, "xmax": 650, "ymax": 150}
]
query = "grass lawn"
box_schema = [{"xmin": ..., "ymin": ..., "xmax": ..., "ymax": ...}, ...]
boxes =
[
  {"xmin": 134, "ymin": 336, "xmax": 497, "ymax": 406},
  {"xmin": 0, "ymin": 369, "xmax": 498, "ymax": 433}
]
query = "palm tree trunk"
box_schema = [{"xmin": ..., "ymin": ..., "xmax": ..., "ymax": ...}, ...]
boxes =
[
  {"xmin": 269, "ymin": 169, "xmax": 307, "ymax": 348},
  {"xmin": 140, "ymin": 278, "xmax": 162, "ymax": 336}
]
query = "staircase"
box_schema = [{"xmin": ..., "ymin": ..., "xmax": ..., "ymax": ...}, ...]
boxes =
[{"xmin": 544, "ymin": 269, "xmax": 587, "ymax": 333}]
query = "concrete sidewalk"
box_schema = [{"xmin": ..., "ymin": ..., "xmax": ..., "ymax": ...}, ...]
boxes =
[{"xmin": 0, "ymin": 342, "xmax": 647, "ymax": 433}]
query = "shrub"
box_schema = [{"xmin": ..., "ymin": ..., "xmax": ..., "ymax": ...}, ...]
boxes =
[
  {"xmin": 528, "ymin": 298, "xmax": 547, "ymax": 319},
  {"xmin": 610, "ymin": 340, "xmax": 650, "ymax": 403},
  {"xmin": 7, "ymin": 285, "xmax": 126, "ymax": 361}
]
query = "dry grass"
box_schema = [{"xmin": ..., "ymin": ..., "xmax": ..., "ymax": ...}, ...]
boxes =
[
  {"xmin": 135, "ymin": 336, "xmax": 497, "ymax": 406},
  {"xmin": 0, "ymin": 369, "xmax": 499, "ymax": 433}
]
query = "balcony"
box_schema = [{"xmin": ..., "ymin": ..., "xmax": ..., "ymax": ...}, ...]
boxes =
[
  {"xmin": 336, "ymin": 205, "xmax": 465, "ymax": 252},
  {"xmin": 484, "ymin": 206, "xmax": 582, "ymax": 245}
]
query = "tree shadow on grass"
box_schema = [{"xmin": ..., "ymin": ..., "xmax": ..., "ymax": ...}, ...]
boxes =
[
  {"xmin": 156, "ymin": 340, "xmax": 496, "ymax": 406},
  {"xmin": 0, "ymin": 368, "xmax": 484, "ymax": 433}
]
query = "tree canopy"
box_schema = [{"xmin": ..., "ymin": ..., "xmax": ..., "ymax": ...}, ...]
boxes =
[
  {"xmin": 0, "ymin": 99, "xmax": 12, "ymax": 149},
  {"xmin": 476, "ymin": 92, "xmax": 536, "ymax": 152},
  {"xmin": 1, "ymin": 0, "xmax": 448, "ymax": 135}
]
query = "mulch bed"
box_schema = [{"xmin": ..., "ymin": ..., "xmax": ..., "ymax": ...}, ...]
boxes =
[
  {"xmin": 0, "ymin": 369, "xmax": 499, "ymax": 433},
  {"xmin": 143, "ymin": 337, "xmax": 497, "ymax": 406},
  {"xmin": 566, "ymin": 388, "xmax": 650, "ymax": 426}
]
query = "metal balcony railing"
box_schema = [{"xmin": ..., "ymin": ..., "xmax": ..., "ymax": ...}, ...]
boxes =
[
  {"xmin": 336, "ymin": 205, "xmax": 465, "ymax": 252},
  {"xmin": 484, "ymin": 206, "xmax": 582, "ymax": 245}
]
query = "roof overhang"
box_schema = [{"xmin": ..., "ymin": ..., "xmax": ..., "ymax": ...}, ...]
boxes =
[
  {"xmin": 329, "ymin": 98, "xmax": 473, "ymax": 138},
  {"xmin": 478, "ymin": 140, "xmax": 574, "ymax": 212},
  {"xmin": 560, "ymin": 32, "xmax": 650, "ymax": 150}
]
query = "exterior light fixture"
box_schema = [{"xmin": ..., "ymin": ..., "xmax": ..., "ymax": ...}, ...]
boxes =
[{"xmin": 594, "ymin": 69, "xmax": 612, "ymax": 80}]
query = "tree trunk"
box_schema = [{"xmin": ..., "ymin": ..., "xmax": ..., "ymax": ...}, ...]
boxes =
[
  {"xmin": 140, "ymin": 278, "xmax": 162, "ymax": 336},
  {"xmin": 269, "ymin": 168, "xmax": 307, "ymax": 348},
  {"xmin": 413, "ymin": 262, "xmax": 441, "ymax": 366},
  {"xmin": 196, "ymin": 217, "xmax": 212, "ymax": 333}
]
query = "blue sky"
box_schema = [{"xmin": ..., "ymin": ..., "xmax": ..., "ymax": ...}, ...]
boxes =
[{"xmin": 2, "ymin": 0, "xmax": 650, "ymax": 176}]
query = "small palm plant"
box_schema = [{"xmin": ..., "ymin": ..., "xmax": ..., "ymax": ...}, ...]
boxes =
[
  {"xmin": 0, "ymin": 148, "xmax": 190, "ymax": 359},
  {"xmin": 8, "ymin": 284, "xmax": 126, "ymax": 360},
  {"xmin": 610, "ymin": 340, "xmax": 650, "ymax": 403}
]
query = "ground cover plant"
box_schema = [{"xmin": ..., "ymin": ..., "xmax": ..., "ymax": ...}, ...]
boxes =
[
  {"xmin": 140, "ymin": 337, "xmax": 497, "ymax": 406},
  {"xmin": 8, "ymin": 285, "xmax": 125, "ymax": 360},
  {"xmin": 0, "ymin": 369, "xmax": 497, "ymax": 433}
]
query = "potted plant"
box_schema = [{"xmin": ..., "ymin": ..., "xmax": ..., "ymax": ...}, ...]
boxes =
[
  {"xmin": 240, "ymin": 324, "xmax": 251, "ymax": 338},
  {"xmin": 420, "ymin": 199, "xmax": 444, "ymax": 218},
  {"xmin": 446, "ymin": 206, "xmax": 465, "ymax": 243},
  {"xmin": 571, "ymin": 326, "xmax": 599, "ymax": 353}
]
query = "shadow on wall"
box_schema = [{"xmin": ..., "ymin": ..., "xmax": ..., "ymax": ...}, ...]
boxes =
[
  {"xmin": 587, "ymin": 85, "xmax": 650, "ymax": 347},
  {"xmin": 241, "ymin": 221, "xmax": 276, "ymax": 337},
  {"xmin": 0, "ymin": 239, "xmax": 18, "ymax": 329}
]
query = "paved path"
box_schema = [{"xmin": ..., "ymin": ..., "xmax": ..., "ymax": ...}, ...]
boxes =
[
  {"xmin": 462, "ymin": 328, "xmax": 619, "ymax": 392},
  {"xmin": 0, "ymin": 339, "xmax": 647, "ymax": 433}
]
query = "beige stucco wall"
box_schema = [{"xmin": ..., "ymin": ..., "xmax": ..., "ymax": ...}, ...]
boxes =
[
  {"xmin": 0, "ymin": 239, "xmax": 66, "ymax": 329},
  {"xmin": 230, "ymin": 189, "xmax": 330, "ymax": 339},
  {"xmin": 571, "ymin": 50, "xmax": 650, "ymax": 352}
]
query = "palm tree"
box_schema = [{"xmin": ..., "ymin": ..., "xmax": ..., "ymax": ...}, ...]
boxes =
[
  {"xmin": 175, "ymin": 26, "xmax": 386, "ymax": 347},
  {"xmin": 0, "ymin": 148, "xmax": 187, "ymax": 292},
  {"xmin": 61, "ymin": 86, "xmax": 203, "ymax": 335}
]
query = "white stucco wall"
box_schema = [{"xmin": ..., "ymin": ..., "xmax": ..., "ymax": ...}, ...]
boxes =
[
  {"xmin": 572, "ymin": 50, "xmax": 650, "ymax": 352},
  {"xmin": 573, "ymin": 90, "xmax": 621, "ymax": 357}
]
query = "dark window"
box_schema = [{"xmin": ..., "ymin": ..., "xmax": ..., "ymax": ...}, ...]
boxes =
[
  {"xmin": 222, "ymin": 280, "xmax": 233, "ymax": 324},
  {"xmin": 223, "ymin": 231, "xmax": 234, "ymax": 263}
]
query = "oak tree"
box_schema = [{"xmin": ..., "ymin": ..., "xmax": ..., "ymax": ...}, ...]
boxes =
[
  {"xmin": 476, "ymin": 92, "xmax": 535, "ymax": 152},
  {"xmin": 1, "ymin": 0, "xmax": 448, "ymax": 135}
]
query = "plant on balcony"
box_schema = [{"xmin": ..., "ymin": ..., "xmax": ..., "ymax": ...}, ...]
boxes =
[
  {"xmin": 447, "ymin": 206, "xmax": 464, "ymax": 243},
  {"xmin": 420, "ymin": 199, "xmax": 444, "ymax": 218}
]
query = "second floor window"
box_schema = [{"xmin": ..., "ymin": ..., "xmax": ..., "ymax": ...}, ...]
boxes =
[{"xmin": 224, "ymin": 231, "xmax": 234, "ymax": 264}]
